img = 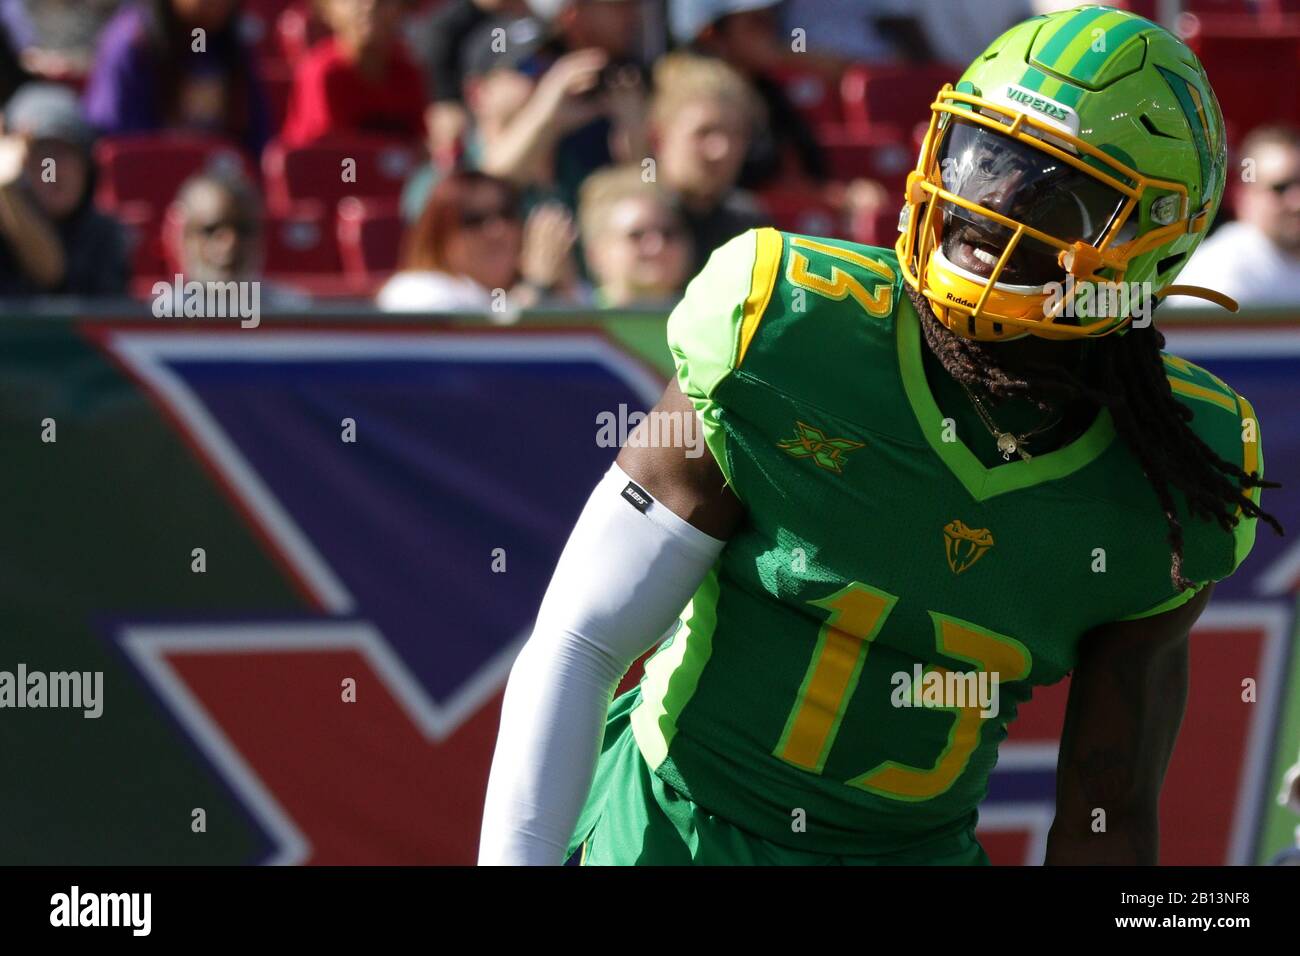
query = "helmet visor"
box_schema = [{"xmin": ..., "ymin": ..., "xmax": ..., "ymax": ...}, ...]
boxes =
[{"xmin": 935, "ymin": 117, "xmax": 1127, "ymax": 287}]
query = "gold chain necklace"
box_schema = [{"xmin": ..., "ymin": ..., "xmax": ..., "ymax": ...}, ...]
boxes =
[{"xmin": 957, "ymin": 381, "xmax": 1063, "ymax": 461}]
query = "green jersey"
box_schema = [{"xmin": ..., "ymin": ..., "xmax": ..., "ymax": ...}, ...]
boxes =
[{"xmin": 619, "ymin": 227, "xmax": 1263, "ymax": 857}]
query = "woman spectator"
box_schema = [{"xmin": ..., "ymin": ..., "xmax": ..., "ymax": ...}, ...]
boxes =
[
  {"xmin": 82, "ymin": 0, "xmax": 270, "ymax": 155},
  {"xmin": 577, "ymin": 164, "xmax": 692, "ymax": 308},
  {"xmin": 378, "ymin": 169, "xmax": 583, "ymax": 312},
  {"xmin": 0, "ymin": 82, "xmax": 129, "ymax": 295},
  {"xmin": 280, "ymin": 0, "xmax": 427, "ymax": 147}
]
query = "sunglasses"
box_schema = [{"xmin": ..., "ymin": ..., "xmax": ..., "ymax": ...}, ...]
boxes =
[
  {"xmin": 187, "ymin": 220, "xmax": 256, "ymax": 238},
  {"xmin": 460, "ymin": 206, "xmax": 519, "ymax": 229},
  {"xmin": 1263, "ymin": 178, "xmax": 1300, "ymax": 195},
  {"xmin": 624, "ymin": 224, "xmax": 686, "ymax": 243}
]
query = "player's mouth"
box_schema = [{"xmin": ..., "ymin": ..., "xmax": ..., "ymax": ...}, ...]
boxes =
[{"xmin": 944, "ymin": 224, "xmax": 1025, "ymax": 284}]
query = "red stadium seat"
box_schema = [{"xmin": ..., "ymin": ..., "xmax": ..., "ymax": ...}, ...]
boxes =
[
  {"xmin": 337, "ymin": 197, "xmax": 404, "ymax": 280},
  {"xmin": 1179, "ymin": 18, "xmax": 1300, "ymax": 142},
  {"xmin": 263, "ymin": 203, "xmax": 344, "ymax": 275},
  {"xmin": 1184, "ymin": 0, "xmax": 1262, "ymax": 14},
  {"xmin": 819, "ymin": 128, "xmax": 915, "ymax": 195},
  {"xmin": 768, "ymin": 64, "xmax": 842, "ymax": 129},
  {"xmin": 94, "ymin": 134, "xmax": 251, "ymax": 213},
  {"xmin": 841, "ymin": 63, "xmax": 962, "ymax": 135},
  {"xmin": 756, "ymin": 187, "xmax": 844, "ymax": 237},
  {"xmin": 262, "ymin": 137, "xmax": 419, "ymax": 216},
  {"xmin": 114, "ymin": 202, "xmax": 169, "ymax": 283}
]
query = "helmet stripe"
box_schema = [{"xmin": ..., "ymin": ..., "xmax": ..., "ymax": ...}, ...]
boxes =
[
  {"xmin": 1018, "ymin": 65, "xmax": 1048, "ymax": 92},
  {"xmin": 1157, "ymin": 65, "xmax": 1214, "ymax": 201},
  {"xmin": 1049, "ymin": 9, "xmax": 1129, "ymax": 74},
  {"xmin": 1067, "ymin": 15, "xmax": 1152, "ymax": 85},
  {"xmin": 1034, "ymin": 5, "xmax": 1110, "ymax": 69}
]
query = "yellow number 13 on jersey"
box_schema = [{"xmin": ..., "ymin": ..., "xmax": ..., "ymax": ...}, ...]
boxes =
[
  {"xmin": 785, "ymin": 237, "xmax": 894, "ymax": 317},
  {"xmin": 773, "ymin": 582, "xmax": 1032, "ymax": 801}
]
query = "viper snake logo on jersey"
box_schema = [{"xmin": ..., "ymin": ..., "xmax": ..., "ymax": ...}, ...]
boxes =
[{"xmin": 943, "ymin": 520, "xmax": 995, "ymax": 574}]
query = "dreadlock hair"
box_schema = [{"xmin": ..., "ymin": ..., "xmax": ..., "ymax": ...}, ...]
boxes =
[{"xmin": 907, "ymin": 285, "xmax": 1283, "ymax": 591}]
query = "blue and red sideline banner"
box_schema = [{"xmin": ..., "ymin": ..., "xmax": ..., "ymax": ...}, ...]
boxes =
[{"xmin": 0, "ymin": 312, "xmax": 1295, "ymax": 864}]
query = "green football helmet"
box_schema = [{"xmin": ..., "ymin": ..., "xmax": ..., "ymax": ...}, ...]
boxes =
[{"xmin": 896, "ymin": 4, "xmax": 1229, "ymax": 340}]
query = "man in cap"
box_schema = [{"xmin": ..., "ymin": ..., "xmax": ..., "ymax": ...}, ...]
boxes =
[{"xmin": 0, "ymin": 81, "xmax": 128, "ymax": 295}]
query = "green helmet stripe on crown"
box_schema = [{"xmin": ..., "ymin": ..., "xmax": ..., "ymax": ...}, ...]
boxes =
[
  {"xmin": 1018, "ymin": 65, "xmax": 1049, "ymax": 92},
  {"xmin": 1046, "ymin": 8, "xmax": 1129, "ymax": 76},
  {"xmin": 1034, "ymin": 5, "xmax": 1110, "ymax": 67},
  {"xmin": 1052, "ymin": 80, "xmax": 1082, "ymax": 108},
  {"xmin": 1067, "ymin": 14, "xmax": 1151, "ymax": 83}
]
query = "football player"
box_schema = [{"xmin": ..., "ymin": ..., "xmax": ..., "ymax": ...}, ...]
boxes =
[{"xmin": 479, "ymin": 5, "xmax": 1282, "ymax": 865}]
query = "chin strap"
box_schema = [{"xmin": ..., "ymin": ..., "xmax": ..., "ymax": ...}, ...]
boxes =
[{"xmin": 1154, "ymin": 285, "xmax": 1239, "ymax": 312}]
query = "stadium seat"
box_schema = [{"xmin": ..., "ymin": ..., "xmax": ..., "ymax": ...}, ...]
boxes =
[
  {"xmin": 841, "ymin": 63, "xmax": 962, "ymax": 135},
  {"xmin": 263, "ymin": 202, "xmax": 344, "ymax": 276},
  {"xmin": 115, "ymin": 202, "xmax": 169, "ymax": 284},
  {"xmin": 1184, "ymin": 0, "xmax": 1266, "ymax": 14},
  {"xmin": 756, "ymin": 187, "xmax": 844, "ymax": 237},
  {"xmin": 262, "ymin": 137, "xmax": 420, "ymax": 216},
  {"xmin": 337, "ymin": 197, "xmax": 404, "ymax": 281},
  {"xmin": 1179, "ymin": 19, "xmax": 1300, "ymax": 141},
  {"xmin": 94, "ymin": 134, "xmax": 252, "ymax": 213},
  {"xmin": 819, "ymin": 128, "xmax": 915, "ymax": 194},
  {"xmin": 768, "ymin": 64, "xmax": 842, "ymax": 129}
]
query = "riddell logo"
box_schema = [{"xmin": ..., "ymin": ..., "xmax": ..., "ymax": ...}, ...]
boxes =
[{"xmin": 946, "ymin": 292, "xmax": 978, "ymax": 309}]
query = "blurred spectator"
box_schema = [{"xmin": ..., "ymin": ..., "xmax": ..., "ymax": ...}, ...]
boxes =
[
  {"xmin": 1280, "ymin": 746, "xmax": 1300, "ymax": 815},
  {"xmin": 777, "ymin": 0, "xmax": 904, "ymax": 63},
  {"xmin": 780, "ymin": 0, "xmax": 1028, "ymax": 66},
  {"xmin": 425, "ymin": 0, "xmax": 529, "ymax": 110},
  {"xmin": 0, "ymin": 0, "xmax": 123, "ymax": 78},
  {"xmin": 400, "ymin": 15, "xmax": 552, "ymax": 222},
  {"xmin": 476, "ymin": 0, "xmax": 650, "ymax": 211},
  {"xmin": 0, "ymin": 82, "xmax": 128, "ymax": 295},
  {"xmin": 649, "ymin": 52, "xmax": 764, "ymax": 273},
  {"xmin": 83, "ymin": 0, "xmax": 270, "ymax": 155},
  {"xmin": 168, "ymin": 168, "xmax": 311, "ymax": 308},
  {"xmin": 1167, "ymin": 125, "xmax": 1300, "ymax": 309},
  {"xmin": 672, "ymin": 0, "xmax": 831, "ymax": 191},
  {"xmin": 280, "ymin": 0, "xmax": 427, "ymax": 148},
  {"xmin": 379, "ymin": 169, "xmax": 585, "ymax": 312},
  {"xmin": 578, "ymin": 163, "xmax": 692, "ymax": 307},
  {"xmin": 0, "ymin": 17, "xmax": 30, "ymax": 107}
]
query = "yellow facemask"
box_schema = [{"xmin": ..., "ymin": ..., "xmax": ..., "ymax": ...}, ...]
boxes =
[{"xmin": 895, "ymin": 85, "xmax": 1214, "ymax": 341}]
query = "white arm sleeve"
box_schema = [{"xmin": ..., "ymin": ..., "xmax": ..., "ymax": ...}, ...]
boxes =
[{"xmin": 477, "ymin": 462, "xmax": 726, "ymax": 865}]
